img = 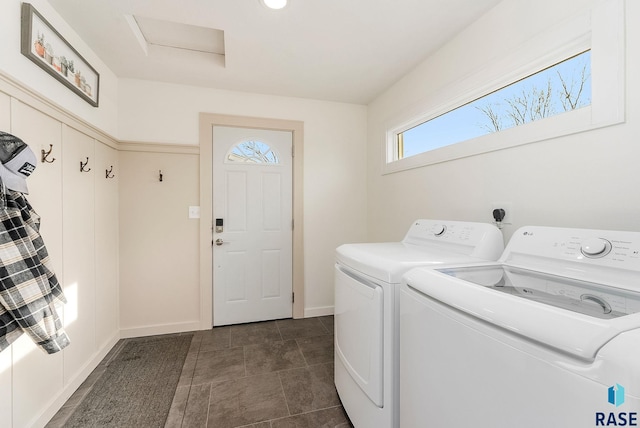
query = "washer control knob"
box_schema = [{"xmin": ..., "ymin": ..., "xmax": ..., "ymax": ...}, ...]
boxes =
[
  {"xmin": 432, "ymin": 224, "xmax": 446, "ymax": 236},
  {"xmin": 581, "ymin": 238, "xmax": 612, "ymax": 258}
]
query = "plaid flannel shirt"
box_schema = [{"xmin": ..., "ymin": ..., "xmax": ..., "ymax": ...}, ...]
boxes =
[{"xmin": 0, "ymin": 188, "xmax": 69, "ymax": 354}]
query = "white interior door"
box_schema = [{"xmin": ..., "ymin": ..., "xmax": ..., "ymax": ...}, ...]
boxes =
[{"xmin": 213, "ymin": 126, "xmax": 293, "ymax": 326}]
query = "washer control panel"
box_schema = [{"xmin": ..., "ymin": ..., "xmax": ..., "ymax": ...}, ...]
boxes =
[
  {"xmin": 404, "ymin": 220, "xmax": 499, "ymax": 244},
  {"xmin": 402, "ymin": 219, "xmax": 504, "ymax": 261},
  {"xmin": 504, "ymin": 226, "xmax": 640, "ymax": 268}
]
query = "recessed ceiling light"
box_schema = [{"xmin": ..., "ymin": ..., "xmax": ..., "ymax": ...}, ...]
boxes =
[{"xmin": 261, "ymin": 0, "xmax": 288, "ymax": 10}]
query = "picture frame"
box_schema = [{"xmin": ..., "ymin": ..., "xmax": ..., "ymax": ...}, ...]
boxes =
[{"xmin": 20, "ymin": 3, "xmax": 100, "ymax": 107}]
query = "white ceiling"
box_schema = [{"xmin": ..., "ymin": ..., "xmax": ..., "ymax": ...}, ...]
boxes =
[{"xmin": 47, "ymin": 0, "xmax": 501, "ymax": 105}]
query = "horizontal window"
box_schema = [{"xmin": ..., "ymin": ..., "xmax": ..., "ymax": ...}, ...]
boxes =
[{"xmin": 397, "ymin": 51, "xmax": 591, "ymax": 160}]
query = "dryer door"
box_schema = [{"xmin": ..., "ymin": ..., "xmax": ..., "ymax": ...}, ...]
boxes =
[{"xmin": 334, "ymin": 264, "xmax": 384, "ymax": 407}]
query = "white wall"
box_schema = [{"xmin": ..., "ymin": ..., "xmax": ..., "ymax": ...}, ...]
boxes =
[
  {"xmin": 367, "ymin": 0, "xmax": 640, "ymax": 244},
  {"xmin": 117, "ymin": 79, "xmax": 368, "ymax": 317},
  {"xmin": 0, "ymin": 0, "xmax": 119, "ymax": 137},
  {"xmin": 118, "ymin": 148, "xmax": 201, "ymax": 336}
]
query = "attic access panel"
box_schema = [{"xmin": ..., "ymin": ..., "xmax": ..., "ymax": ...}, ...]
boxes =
[{"xmin": 132, "ymin": 15, "xmax": 224, "ymax": 58}]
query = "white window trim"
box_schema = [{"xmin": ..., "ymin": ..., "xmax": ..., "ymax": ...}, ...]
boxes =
[{"xmin": 383, "ymin": 0, "xmax": 624, "ymax": 175}]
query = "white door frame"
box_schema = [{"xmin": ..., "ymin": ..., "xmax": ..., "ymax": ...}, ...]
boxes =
[{"xmin": 199, "ymin": 113, "xmax": 304, "ymax": 328}]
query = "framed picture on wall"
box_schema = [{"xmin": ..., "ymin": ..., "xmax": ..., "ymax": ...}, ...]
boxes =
[{"xmin": 20, "ymin": 2, "xmax": 100, "ymax": 107}]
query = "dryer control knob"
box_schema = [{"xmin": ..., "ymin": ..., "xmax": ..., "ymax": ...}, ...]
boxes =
[
  {"xmin": 581, "ymin": 238, "xmax": 612, "ymax": 258},
  {"xmin": 432, "ymin": 225, "xmax": 446, "ymax": 236}
]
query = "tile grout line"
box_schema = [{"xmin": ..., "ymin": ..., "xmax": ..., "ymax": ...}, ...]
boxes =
[
  {"xmin": 176, "ymin": 334, "xmax": 201, "ymax": 428},
  {"xmin": 277, "ymin": 369, "xmax": 293, "ymax": 418},
  {"xmin": 204, "ymin": 381, "xmax": 213, "ymax": 428},
  {"xmin": 275, "ymin": 320, "xmax": 285, "ymax": 342},
  {"xmin": 242, "ymin": 340, "xmax": 248, "ymax": 378},
  {"xmin": 295, "ymin": 337, "xmax": 310, "ymax": 368},
  {"xmin": 319, "ymin": 317, "xmax": 331, "ymax": 335},
  {"xmin": 263, "ymin": 404, "xmax": 349, "ymax": 427}
]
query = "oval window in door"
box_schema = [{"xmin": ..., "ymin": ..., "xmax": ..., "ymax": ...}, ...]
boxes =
[{"xmin": 226, "ymin": 140, "xmax": 280, "ymax": 164}]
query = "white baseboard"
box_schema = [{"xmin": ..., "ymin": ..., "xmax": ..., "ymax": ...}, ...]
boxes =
[
  {"xmin": 119, "ymin": 320, "xmax": 203, "ymax": 339},
  {"xmin": 304, "ymin": 306, "xmax": 334, "ymax": 318}
]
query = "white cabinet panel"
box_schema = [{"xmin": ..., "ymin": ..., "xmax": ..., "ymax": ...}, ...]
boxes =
[
  {"xmin": 94, "ymin": 141, "xmax": 119, "ymax": 350},
  {"xmin": 12, "ymin": 336, "xmax": 64, "ymax": 428},
  {"xmin": 2, "ymin": 84, "xmax": 119, "ymax": 428},
  {"xmin": 9, "ymin": 99, "xmax": 65, "ymax": 428},
  {"xmin": 62, "ymin": 125, "xmax": 96, "ymax": 386}
]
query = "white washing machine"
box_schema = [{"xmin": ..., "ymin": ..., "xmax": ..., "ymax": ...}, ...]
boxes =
[
  {"xmin": 334, "ymin": 219, "xmax": 504, "ymax": 428},
  {"xmin": 400, "ymin": 226, "xmax": 640, "ymax": 428}
]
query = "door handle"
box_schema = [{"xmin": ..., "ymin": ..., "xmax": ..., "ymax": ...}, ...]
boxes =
[{"xmin": 214, "ymin": 238, "xmax": 226, "ymax": 246}]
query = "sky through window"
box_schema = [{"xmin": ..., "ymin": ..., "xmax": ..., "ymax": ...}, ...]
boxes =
[{"xmin": 398, "ymin": 51, "xmax": 591, "ymax": 159}]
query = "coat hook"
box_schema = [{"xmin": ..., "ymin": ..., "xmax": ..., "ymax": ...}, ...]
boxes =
[
  {"xmin": 159, "ymin": 170, "xmax": 163, "ymax": 182},
  {"xmin": 105, "ymin": 165, "xmax": 115, "ymax": 179},
  {"xmin": 80, "ymin": 157, "xmax": 91, "ymax": 172},
  {"xmin": 41, "ymin": 144, "xmax": 55, "ymax": 163}
]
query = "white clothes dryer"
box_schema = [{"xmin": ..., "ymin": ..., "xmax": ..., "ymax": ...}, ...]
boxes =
[
  {"xmin": 400, "ymin": 226, "xmax": 640, "ymax": 428},
  {"xmin": 334, "ymin": 219, "xmax": 504, "ymax": 428}
]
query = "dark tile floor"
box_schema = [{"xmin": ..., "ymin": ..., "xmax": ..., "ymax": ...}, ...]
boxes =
[{"xmin": 48, "ymin": 316, "xmax": 353, "ymax": 428}]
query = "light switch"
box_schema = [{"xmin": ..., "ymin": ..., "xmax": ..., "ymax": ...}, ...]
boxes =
[{"xmin": 188, "ymin": 206, "xmax": 200, "ymax": 219}]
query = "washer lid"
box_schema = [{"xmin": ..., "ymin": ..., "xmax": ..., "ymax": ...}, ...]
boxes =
[
  {"xmin": 405, "ymin": 265, "xmax": 640, "ymax": 360},
  {"xmin": 336, "ymin": 242, "xmax": 485, "ymax": 284},
  {"xmin": 439, "ymin": 265, "xmax": 640, "ymax": 319}
]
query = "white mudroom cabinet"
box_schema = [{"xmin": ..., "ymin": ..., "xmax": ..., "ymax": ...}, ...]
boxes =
[{"xmin": 0, "ymin": 79, "xmax": 119, "ymax": 428}]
